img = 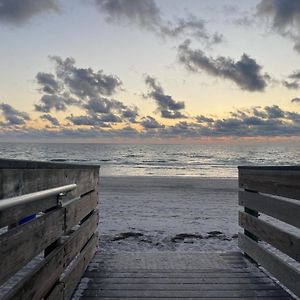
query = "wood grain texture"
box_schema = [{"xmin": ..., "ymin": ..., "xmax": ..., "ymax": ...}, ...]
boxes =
[
  {"xmin": 64, "ymin": 234, "xmax": 98, "ymax": 300},
  {"xmin": 239, "ymin": 190, "xmax": 300, "ymax": 228},
  {"xmin": 0, "ymin": 195, "xmax": 58, "ymax": 228},
  {"xmin": 2, "ymin": 210, "xmax": 98, "ymax": 299},
  {"xmin": 0, "ymin": 159, "xmax": 99, "ymax": 299},
  {"xmin": 64, "ymin": 210, "xmax": 98, "ymax": 266},
  {"xmin": 238, "ymin": 233, "xmax": 300, "ymax": 298},
  {"xmin": 65, "ymin": 190, "xmax": 98, "ymax": 232},
  {"xmin": 0, "ymin": 208, "xmax": 64, "ymax": 286},
  {"xmin": 0, "ymin": 158, "xmax": 99, "ymax": 169},
  {"xmin": 72, "ymin": 251, "xmax": 293, "ymax": 299},
  {"xmin": 48, "ymin": 212, "xmax": 98, "ymax": 299},
  {"xmin": 239, "ymin": 211, "xmax": 300, "ymax": 262},
  {"xmin": 238, "ymin": 167, "xmax": 300, "ymax": 200},
  {"xmin": 45, "ymin": 283, "xmax": 64, "ymax": 300},
  {"xmin": 0, "ymin": 167, "xmax": 99, "ymax": 200},
  {"xmin": 2, "ymin": 238, "xmax": 66, "ymax": 300}
]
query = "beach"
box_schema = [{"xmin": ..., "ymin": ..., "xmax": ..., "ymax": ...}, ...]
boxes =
[{"xmin": 98, "ymin": 176, "xmax": 239, "ymax": 252}]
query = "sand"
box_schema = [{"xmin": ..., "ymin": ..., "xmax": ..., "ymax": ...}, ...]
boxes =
[{"xmin": 98, "ymin": 176, "xmax": 240, "ymax": 252}]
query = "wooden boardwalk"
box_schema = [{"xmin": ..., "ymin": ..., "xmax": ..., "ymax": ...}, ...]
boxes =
[
  {"xmin": 1, "ymin": 161, "xmax": 299, "ymax": 299},
  {"xmin": 72, "ymin": 251, "xmax": 294, "ymax": 299}
]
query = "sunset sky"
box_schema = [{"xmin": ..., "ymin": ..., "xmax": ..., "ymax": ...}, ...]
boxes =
[{"xmin": 0, "ymin": 0, "xmax": 300, "ymax": 142}]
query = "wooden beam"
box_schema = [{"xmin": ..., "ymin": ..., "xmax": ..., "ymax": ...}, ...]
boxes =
[
  {"xmin": 3, "ymin": 210, "xmax": 98, "ymax": 300},
  {"xmin": 239, "ymin": 211, "xmax": 300, "ymax": 262},
  {"xmin": 2, "ymin": 238, "xmax": 66, "ymax": 300},
  {"xmin": 0, "ymin": 195, "xmax": 58, "ymax": 228},
  {"xmin": 238, "ymin": 167, "xmax": 300, "ymax": 200},
  {"xmin": 63, "ymin": 234, "xmax": 98, "ymax": 299},
  {"xmin": 64, "ymin": 210, "xmax": 98, "ymax": 266},
  {"xmin": 0, "ymin": 158, "xmax": 99, "ymax": 169},
  {"xmin": 238, "ymin": 233, "xmax": 300, "ymax": 298},
  {"xmin": 239, "ymin": 191, "xmax": 300, "ymax": 228},
  {"xmin": 0, "ymin": 167, "xmax": 99, "ymax": 200},
  {"xmin": 0, "ymin": 208, "xmax": 64, "ymax": 286},
  {"xmin": 64, "ymin": 190, "xmax": 98, "ymax": 232},
  {"xmin": 44, "ymin": 283, "xmax": 63, "ymax": 300}
]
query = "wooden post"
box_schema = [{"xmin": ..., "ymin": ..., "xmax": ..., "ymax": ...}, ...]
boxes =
[
  {"xmin": 243, "ymin": 189, "xmax": 259, "ymax": 262},
  {"xmin": 244, "ymin": 189, "xmax": 259, "ymax": 242}
]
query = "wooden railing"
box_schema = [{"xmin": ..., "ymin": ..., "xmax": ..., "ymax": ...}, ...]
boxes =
[
  {"xmin": 0, "ymin": 159, "xmax": 100, "ymax": 300},
  {"xmin": 238, "ymin": 166, "xmax": 300, "ymax": 298}
]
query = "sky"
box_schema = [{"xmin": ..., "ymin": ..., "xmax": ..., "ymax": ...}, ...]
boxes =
[{"xmin": 0, "ymin": 0, "xmax": 300, "ymax": 143}]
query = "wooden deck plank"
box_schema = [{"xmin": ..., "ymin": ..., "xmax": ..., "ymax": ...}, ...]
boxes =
[
  {"xmin": 77, "ymin": 289, "xmax": 290, "ymax": 297},
  {"xmin": 78, "ymin": 298, "xmax": 292, "ymax": 300},
  {"xmin": 82, "ymin": 271, "xmax": 270, "ymax": 278},
  {"xmin": 82, "ymin": 277, "xmax": 274, "ymax": 284},
  {"xmin": 79, "ymin": 282, "xmax": 282, "ymax": 291},
  {"xmin": 72, "ymin": 251, "xmax": 294, "ymax": 299}
]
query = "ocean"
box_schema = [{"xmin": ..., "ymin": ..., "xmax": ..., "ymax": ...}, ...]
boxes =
[{"xmin": 0, "ymin": 142, "xmax": 299, "ymax": 177}]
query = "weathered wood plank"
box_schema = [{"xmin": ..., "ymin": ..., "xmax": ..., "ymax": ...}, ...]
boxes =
[
  {"xmin": 73, "ymin": 250, "xmax": 294, "ymax": 299},
  {"xmin": 239, "ymin": 191, "xmax": 300, "ymax": 228},
  {"xmin": 83, "ymin": 276, "xmax": 274, "ymax": 284},
  {"xmin": 45, "ymin": 283, "xmax": 64, "ymax": 300},
  {"xmin": 78, "ymin": 297, "xmax": 292, "ymax": 300},
  {"xmin": 0, "ymin": 208, "xmax": 64, "ymax": 286},
  {"xmin": 0, "ymin": 158, "xmax": 99, "ymax": 169},
  {"xmin": 65, "ymin": 190, "xmax": 98, "ymax": 232},
  {"xmin": 2, "ymin": 239, "xmax": 66, "ymax": 300},
  {"xmin": 239, "ymin": 211, "xmax": 300, "ymax": 262},
  {"xmin": 83, "ymin": 282, "xmax": 281, "ymax": 290},
  {"xmin": 80, "ymin": 288, "xmax": 289, "ymax": 297},
  {"xmin": 0, "ymin": 167, "xmax": 99, "ymax": 200},
  {"xmin": 64, "ymin": 210, "xmax": 98, "ymax": 266},
  {"xmin": 238, "ymin": 167, "xmax": 300, "ymax": 200},
  {"xmin": 2, "ymin": 210, "xmax": 98, "ymax": 300},
  {"xmin": 238, "ymin": 233, "xmax": 300, "ymax": 298},
  {"xmin": 0, "ymin": 195, "xmax": 58, "ymax": 228},
  {"xmin": 63, "ymin": 234, "xmax": 98, "ymax": 299},
  {"xmin": 83, "ymin": 271, "xmax": 268, "ymax": 278}
]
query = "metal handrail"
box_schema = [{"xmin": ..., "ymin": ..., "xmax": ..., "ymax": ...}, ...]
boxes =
[{"xmin": 0, "ymin": 184, "xmax": 77, "ymax": 211}]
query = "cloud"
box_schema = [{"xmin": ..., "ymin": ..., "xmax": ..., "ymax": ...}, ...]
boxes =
[
  {"xmin": 83, "ymin": 97, "xmax": 118, "ymax": 114},
  {"xmin": 36, "ymin": 72, "xmax": 61, "ymax": 95},
  {"xmin": 195, "ymin": 115, "xmax": 214, "ymax": 123},
  {"xmin": 35, "ymin": 94, "xmax": 67, "ymax": 112},
  {"xmin": 35, "ymin": 56, "xmax": 137, "ymax": 127},
  {"xmin": 40, "ymin": 113, "xmax": 60, "ymax": 126},
  {"xmin": 282, "ymin": 80, "xmax": 299, "ymax": 90},
  {"xmin": 178, "ymin": 40, "xmax": 269, "ymax": 92},
  {"xmin": 66, "ymin": 114, "xmax": 115, "ymax": 127},
  {"xmin": 196, "ymin": 105, "xmax": 300, "ymax": 137},
  {"xmin": 0, "ymin": 0, "xmax": 60, "ymax": 25},
  {"xmin": 256, "ymin": 0, "xmax": 300, "ymax": 53},
  {"xmin": 77, "ymin": 97, "xmax": 138, "ymax": 125},
  {"xmin": 50, "ymin": 56, "xmax": 122, "ymax": 98},
  {"xmin": 94, "ymin": 0, "xmax": 223, "ymax": 45},
  {"xmin": 264, "ymin": 105, "xmax": 285, "ymax": 118},
  {"xmin": 291, "ymin": 97, "xmax": 300, "ymax": 103},
  {"xmin": 122, "ymin": 107, "xmax": 139, "ymax": 123},
  {"xmin": 282, "ymin": 70, "xmax": 300, "ymax": 90},
  {"xmin": 156, "ymin": 105, "xmax": 300, "ymax": 138},
  {"xmin": 2, "ymin": 103, "xmax": 300, "ymax": 140},
  {"xmin": 0, "ymin": 103, "xmax": 30, "ymax": 126},
  {"xmin": 144, "ymin": 75, "xmax": 187, "ymax": 119},
  {"xmin": 36, "ymin": 56, "xmax": 120, "ymax": 113},
  {"xmin": 289, "ymin": 70, "xmax": 300, "ymax": 80},
  {"xmin": 140, "ymin": 116, "xmax": 164, "ymax": 129}
]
